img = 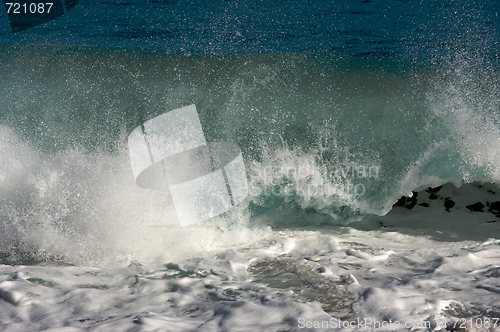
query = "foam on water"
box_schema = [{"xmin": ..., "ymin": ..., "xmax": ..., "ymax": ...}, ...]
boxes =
[{"xmin": 0, "ymin": 125, "xmax": 274, "ymax": 266}]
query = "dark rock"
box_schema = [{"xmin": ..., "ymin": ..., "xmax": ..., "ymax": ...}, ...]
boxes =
[
  {"xmin": 394, "ymin": 196, "xmax": 406, "ymax": 207},
  {"xmin": 406, "ymin": 192, "xmax": 418, "ymax": 209},
  {"xmin": 394, "ymin": 192, "xmax": 418, "ymax": 209},
  {"xmin": 444, "ymin": 199, "xmax": 455, "ymax": 212},
  {"xmin": 466, "ymin": 202, "xmax": 485, "ymax": 212},
  {"xmin": 488, "ymin": 201, "xmax": 500, "ymax": 214},
  {"xmin": 427, "ymin": 186, "xmax": 443, "ymax": 193},
  {"xmin": 429, "ymin": 193, "xmax": 438, "ymax": 200}
]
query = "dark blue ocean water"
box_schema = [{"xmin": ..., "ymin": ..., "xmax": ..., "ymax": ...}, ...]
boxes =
[{"xmin": 0, "ymin": 0, "xmax": 498, "ymax": 61}]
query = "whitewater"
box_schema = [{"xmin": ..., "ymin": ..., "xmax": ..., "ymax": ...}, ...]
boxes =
[{"xmin": 0, "ymin": 0, "xmax": 500, "ymax": 331}]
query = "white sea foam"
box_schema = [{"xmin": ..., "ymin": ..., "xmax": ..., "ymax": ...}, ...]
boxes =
[{"xmin": 1, "ymin": 195, "xmax": 500, "ymax": 331}]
